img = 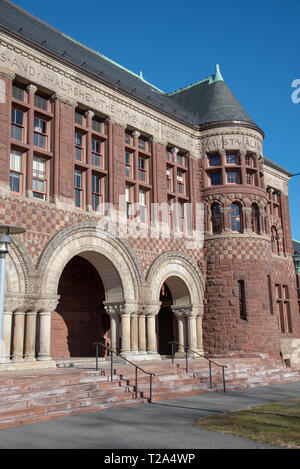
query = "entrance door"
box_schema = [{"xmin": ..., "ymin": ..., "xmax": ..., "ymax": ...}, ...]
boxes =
[
  {"xmin": 157, "ymin": 283, "xmax": 174, "ymax": 355},
  {"xmin": 51, "ymin": 255, "xmax": 108, "ymax": 358}
]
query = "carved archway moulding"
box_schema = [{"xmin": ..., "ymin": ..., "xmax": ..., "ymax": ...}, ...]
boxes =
[
  {"xmin": 37, "ymin": 222, "xmax": 144, "ymax": 303},
  {"xmin": 145, "ymin": 251, "xmax": 205, "ymax": 308}
]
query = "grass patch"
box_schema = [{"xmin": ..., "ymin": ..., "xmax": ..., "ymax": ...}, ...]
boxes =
[{"xmin": 195, "ymin": 398, "xmax": 300, "ymax": 448}]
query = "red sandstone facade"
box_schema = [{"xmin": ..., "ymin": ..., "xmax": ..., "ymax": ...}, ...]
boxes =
[{"xmin": 0, "ymin": 5, "xmax": 299, "ymax": 371}]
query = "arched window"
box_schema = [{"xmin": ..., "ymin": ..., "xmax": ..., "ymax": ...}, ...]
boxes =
[
  {"xmin": 231, "ymin": 203, "xmax": 243, "ymax": 233},
  {"xmin": 211, "ymin": 203, "xmax": 223, "ymax": 234},
  {"xmin": 251, "ymin": 203, "xmax": 260, "ymax": 234},
  {"xmin": 271, "ymin": 226, "xmax": 280, "ymax": 255}
]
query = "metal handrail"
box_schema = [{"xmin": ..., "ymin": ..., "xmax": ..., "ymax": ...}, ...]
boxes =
[
  {"xmin": 169, "ymin": 341, "xmax": 227, "ymax": 393},
  {"xmin": 93, "ymin": 341, "xmax": 155, "ymax": 403}
]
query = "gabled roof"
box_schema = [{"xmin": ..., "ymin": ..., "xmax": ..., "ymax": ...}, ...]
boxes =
[{"xmin": 0, "ymin": 1, "xmax": 260, "ymax": 130}]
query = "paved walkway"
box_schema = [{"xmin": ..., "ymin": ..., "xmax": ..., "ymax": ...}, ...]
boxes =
[{"xmin": 0, "ymin": 381, "xmax": 299, "ymax": 449}]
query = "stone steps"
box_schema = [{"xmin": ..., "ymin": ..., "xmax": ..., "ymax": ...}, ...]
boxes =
[{"xmin": 0, "ymin": 358, "xmax": 299, "ymax": 429}]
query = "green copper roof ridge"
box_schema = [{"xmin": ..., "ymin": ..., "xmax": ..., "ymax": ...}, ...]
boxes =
[
  {"xmin": 166, "ymin": 65, "xmax": 224, "ymax": 95},
  {"xmin": 166, "ymin": 76, "xmax": 212, "ymax": 96},
  {"xmin": 59, "ymin": 32, "xmax": 166, "ymax": 93}
]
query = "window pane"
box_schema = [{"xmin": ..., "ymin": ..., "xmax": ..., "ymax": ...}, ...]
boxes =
[
  {"xmin": 10, "ymin": 172, "xmax": 21, "ymax": 193},
  {"xmin": 34, "ymin": 94, "xmax": 48, "ymax": 111},
  {"xmin": 12, "ymin": 85, "xmax": 24, "ymax": 101}
]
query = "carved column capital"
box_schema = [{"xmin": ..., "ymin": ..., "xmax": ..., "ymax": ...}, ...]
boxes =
[
  {"xmin": 142, "ymin": 304, "xmax": 160, "ymax": 317},
  {"xmin": 0, "ymin": 66, "xmax": 15, "ymax": 80},
  {"xmin": 104, "ymin": 302, "xmax": 124, "ymax": 317},
  {"xmin": 26, "ymin": 84, "xmax": 38, "ymax": 94},
  {"xmin": 36, "ymin": 298, "xmax": 59, "ymax": 313},
  {"xmin": 52, "ymin": 92, "xmax": 78, "ymax": 107},
  {"xmin": 132, "ymin": 130, "xmax": 141, "ymax": 138},
  {"xmin": 85, "ymin": 109, "xmax": 95, "ymax": 119},
  {"xmin": 4, "ymin": 297, "xmax": 24, "ymax": 313}
]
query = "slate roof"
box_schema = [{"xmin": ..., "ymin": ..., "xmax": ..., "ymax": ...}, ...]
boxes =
[
  {"xmin": 0, "ymin": 0, "xmax": 259, "ymax": 129},
  {"xmin": 293, "ymin": 240, "xmax": 300, "ymax": 255}
]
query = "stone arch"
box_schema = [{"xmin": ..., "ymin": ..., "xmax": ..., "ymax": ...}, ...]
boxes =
[
  {"xmin": 6, "ymin": 237, "xmax": 33, "ymax": 295},
  {"xmin": 145, "ymin": 251, "xmax": 205, "ymax": 307},
  {"xmin": 38, "ymin": 222, "xmax": 143, "ymax": 303}
]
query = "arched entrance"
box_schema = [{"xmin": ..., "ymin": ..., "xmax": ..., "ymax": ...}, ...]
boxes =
[
  {"xmin": 146, "ymin": 252, "xmax": 205, "ymax": 357},
  {"xmin": 51, "ymin": 255, "xmax": 110, "ymax": 358},
  {"xmin": 38, "ymin": 223, "xmax": 142, "ymax": 363},
  {"xmin": 157, "ymin": 283, "xmax": 175, "ymax": 355}
]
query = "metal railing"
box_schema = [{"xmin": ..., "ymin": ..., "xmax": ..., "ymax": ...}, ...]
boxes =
[
  {"xmin": 169, "ymin": 341, "xmax": 227, "ymax": 393},
  {"xmin": 93, "ymin": 342, "xmax": 155, "ymax": 403}
]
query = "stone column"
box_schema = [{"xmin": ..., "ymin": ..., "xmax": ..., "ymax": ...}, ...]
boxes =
[
  {"xmin": 130, "ymin": 313, "xmax": 139, "ymax": 354},
  {"xmin": 2, "ymin": 312, "xmax": 12, "ymax": 363},
  {"xmin": 195, "ymin": 307, "xmax": 205, "ymax": 355},
  {"xmin": 138, "ymin": 310, "xmax": 147, "ymax": 354},
  {"xmin": 24, "ymin": 300, "xmax": 38, "ymax": 362},
  {"xmin": 185, "ymin": 308, "xmax": 198, "ymax": 351},
  {"xmin": 12, "ymin": 309, "xmax": 25, "ymax": 362},
  {"xmin": 119, "ymin": 304, "xmax": 133, "ymax": 356},
  {"xmin": 145, "ymin": 305, "xmax": 160, "ymax": 355},
  {"xmin": 1, "ymin": 298, "xmax": 20, "ymax": 364},
  {"xmin": 173, "ymin": 309, "xmax": 186, "ymax": 355},
  {"xmin": 37, "ymin": 300, "xmax": 58, "ymax": 362},
  {"xmin": 104, "ymin": 304, "xmax": 120, "ymax": 354}
]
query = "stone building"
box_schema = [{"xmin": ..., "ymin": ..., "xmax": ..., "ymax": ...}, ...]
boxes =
[{"xmin": 0, "ymin": 0, "xmax": 299, "ymax": 371}]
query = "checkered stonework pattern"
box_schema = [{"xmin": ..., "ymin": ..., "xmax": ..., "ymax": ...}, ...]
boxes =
[
  {"xmin": 0, "ymin": 194, "xmax": 203, "ymax": 270},
  {"xmin": 204, "ymin": 237, "xmax": 270, "ymax": 263}
]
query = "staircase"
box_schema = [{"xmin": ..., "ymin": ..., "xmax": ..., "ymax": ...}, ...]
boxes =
[{"xmin": 0, "ymin": 357, "xmax": 299, "ymax": 429}]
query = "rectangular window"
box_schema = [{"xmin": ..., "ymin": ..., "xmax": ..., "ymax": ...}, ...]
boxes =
[
  {"xmin": 138, "ymin": 137, "xmax": 146, "ymax": 150},
  {"xmin": 208, "ymin": 155, "xmax": 221, "ymax": 166},
  {"xmin": 92, "ymin": 174, "xmax": 103, "ymax": 212},
  {"xmin": 11, "ymin": 108, "xmax": 24, "ymax": 141},
  {"xmin": 178, "ymin": 202, "xmax": 185, "ymax": 232},
  {"xmin": 126, "ymin": 185, "xmax": 132, "ymax": 219},
  {"xmin": 245, "ymin": 154, "xmax": 253, "ymax": 167},
  {"xmin": 276, "ymin": 284, "xmax": 292, "ymax": 333},
  {"xmin": 227, "ymin": 170, "xmax": 239, "ymax": 184},
  {"xmin": 210, "ymin": 172, "xmax": 221, "ymax": 186},
  {"xmin": 34, "ymin": 94, "xmax": 48, "ymax": 111},
  {"xmin": 246, "ymin": 172, "xmax": 253, "ymax": 185},
  {"xmin": 92, "ymin": 139, "xmax": 102, "ymax": 168},
  {"xmin": 267, "ymin": 275, "xmax": 274, "ymax": 315},
  {"xmin": 238, "ymin": 280, "xmax": 247, "ymax": 320},
  {"xmin": 226, "ymin": 153, "xmax": 238, "ymax": 165},
  {"xmin": 177, "ymin": 154, "xmax": 187, "ymax": 167},
  {"xmin": 168, "ymin": 198, "xmax": 174, "ymax": 230},
  {"xmin": 139, "ymin": 189, "xmax": 147, "ymax": 223},
  {"xmin": 125, "ymin": 152, "xmax": 133, "ymax": 178},
  {"xmin": 138, "ymin": 156, "xmax": 147, "ymax": 183},
  {"xmin": 74, "ymin": 169, "xmax": 83, "ymax": 208},
  {"xmin": 92, "ymin": 119, "xmax": 101, "ymax": 133},
  {"xmin": 75, "ymin": 132, "xmax": 84, "ymax": 162},
  {"xmin": 32, "ymin": 156, "xmax": 47, "ymax": 200},
  {"xmin": 75, "ymin": 112, "xmax": 83, "ymax": 126},
  {"xmin": 125, "ymin": 132, "xmax": 131, "ymax": 145},
  {"xmin": 177, "ymin": 171, "xmax": 185, "ymax": 195},
  {"xmin": 12, "ymin": 85, "xmax": 24, "ymax": 102},
  {"xmin": 34, "ymin": 117, "xmax": 47, "ymax": 149},
  {"xmin": 166, "ymin": 167, "xmax": 173, "ymax": 191},
  {"xmin": 9, "ymin": 149, "xmax": 23, "ymax": 194}
]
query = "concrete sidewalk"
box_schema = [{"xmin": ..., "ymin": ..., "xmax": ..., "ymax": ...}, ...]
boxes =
[{"xmin": 0, "ymin": 381, "xmax": 299, "ymax": 449}]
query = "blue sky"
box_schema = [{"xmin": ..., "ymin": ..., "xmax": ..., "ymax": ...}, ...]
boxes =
[{"xmin": 13, "ymin": 0, "xmax": 300, "ymax": 239}]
